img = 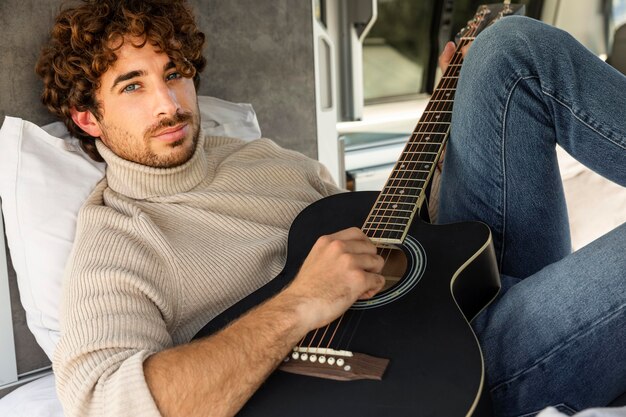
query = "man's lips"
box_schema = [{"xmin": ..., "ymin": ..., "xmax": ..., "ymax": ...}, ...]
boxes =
[{"xmin": 151, "ymin": 124, "xmax": 188, "ymax": 142}]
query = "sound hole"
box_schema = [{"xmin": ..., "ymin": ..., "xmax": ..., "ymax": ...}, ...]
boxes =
[
  {"xmin": 379, "ymin": 246, "xmax": 408, "ymax": 292},
  {"xmin": 352, "ymin": 236, "xmax": 425, "ymax": 310}
]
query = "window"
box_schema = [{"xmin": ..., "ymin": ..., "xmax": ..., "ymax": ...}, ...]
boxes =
[
  {"xmin": 363, "ymin": 0, "xmax": 436, "ymax": 102},
  {"xmin": 362, "ymin": 0, "xmax": 543, "ymax": 104}
]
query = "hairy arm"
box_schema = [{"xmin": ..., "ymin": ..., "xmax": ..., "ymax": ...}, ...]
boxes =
[{"xmin": 144, "ymin": 227, "xmax": 385, "ymax": 417}]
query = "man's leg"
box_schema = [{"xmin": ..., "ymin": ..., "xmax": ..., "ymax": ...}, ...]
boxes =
[
  {"xmin": 439, "ymin": 16, "xmax": 626, "ymax": 278},
  {"xmin": 475, "ymin": 224, "xmax": 626, "ymax": 416},
  {"xmin": 438, "ymin": 16, "xmax": 626, "ymax": 416}
]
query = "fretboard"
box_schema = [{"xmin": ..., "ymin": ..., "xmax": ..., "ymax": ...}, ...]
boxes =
[{"xmin": 362, "ymin": 40, "xmax": 473, "ymax": 245}]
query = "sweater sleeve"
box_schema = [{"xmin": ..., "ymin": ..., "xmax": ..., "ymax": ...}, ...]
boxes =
[{"xmin": 53, "ymin": 206, "xmax": 175, "ymax": 417}]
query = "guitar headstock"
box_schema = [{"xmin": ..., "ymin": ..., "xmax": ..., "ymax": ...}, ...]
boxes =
[{"xmin": 454, "ymin": 2, "xmax": 526, "ymax": 44}]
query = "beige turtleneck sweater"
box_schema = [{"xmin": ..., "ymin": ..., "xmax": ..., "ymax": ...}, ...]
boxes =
[{"xmin": 53, "ymin": 134, "xmax": 342, "ymax": 417}]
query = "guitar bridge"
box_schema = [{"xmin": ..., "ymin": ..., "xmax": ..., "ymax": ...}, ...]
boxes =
[{"xmin": 279, "ymin": 347, "xmax": 389, "ymax": 381}]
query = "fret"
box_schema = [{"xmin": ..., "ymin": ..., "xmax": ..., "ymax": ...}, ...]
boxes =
[
  {"xmin": 411, "ymin": 127, "xmax": 449, "ymax": 136},
  {"xmin": 365, "ymin": 215, "xmax": 412, "ymax": 225},
  {"xmin": 400, "ymin": 149, "xmax": 440, "ymax": 157},
  {"xmin": 410, "ymin": 132, "xmax": 447, "ymax": 139},
  {"xmin": 375, "ymin": 195, "xmax": 420, "ymax": 204},
  {"xmin": 364, "ymin": 214, "xmax": 410, "ymax": 223},
  {"xmin": 365, "ymin": 220, "xmax": 410, "ymax": 231},
  {"xmin": 363, "ymin": 216, "xmax": 411, "ymax": 229},
  {"xmin": 394, "ymin": 162, "xmax": 434, "ymax": 172},
  {"xmin": 387, "ymin": 169, "xmax": 429, "ymax": 176},
  {"xmin": 403, "ymin": 145, "xmax": 442, "ymax": 153},
  {"xmin": 373, "ymin": 200, "xmax": 417, "ymax": 209},
  {"xmin": 403, "ymin": 142, "xmax": 442, "ymax": 149},
  {"xmin": 367, "ymin": 229, "xmax": 404, "ymax": 240},
  {"xmin": 389, "ymin": 159, "xmax": 435, "ymax": 167},
  {"xmin": 396, "ymin": 159, "xmax": 435, "ymax": 166},
  {"xmin": 432, "ymin": 92, "xmax": 456, "ymax": 101},
  {"xmin": 383, "ymin": 178, "xmax": 425, "ymax": 187},
  {"xmin": 425, "ymin": 101, "xmax": 453, "ymax": 109},
  {"xmin": 381, "ymin": 187, "xmax": 423, "ymax": 198},
  {"xmin": 434, "ymin": 88, "xmax": 456, "ymax": 93},
  {"xmin": 368, "ymin": 210, "xmax": 413, "ymax": 219},
  {"xmin": 381, "ymin": 184, "xmax": 424, "ymax": 193},
  {"xmin": 415, "ymin": 121, "xmax": 450, "ymax": 126},
  {"xmin": 378, "ymin": 193, "xmax": 421, "ymax": 201},
  {"xmin": 407, "ymin": 135, "xmax": 445, "ymax": 143},
  {"xmin": 409, "ymin": 131, "xmax": 448, "ymax": 136},
  {"xmin": 363, "ymin": 225, "xmax": 406, "ymax": 233},
  {"xmin": 390, "ymin": 174, "xmax": 430, "ymax": 183},
  {"xmin": 402, "ymin": 151, "xmax": 439, "ymax": 156},
  {"xmin": 420, "ymin": 114, "xmax": 452, "ymax": 124},
  {"xmin": 374, "ymin": 194, "xmax": 419, "ymax": 206}
]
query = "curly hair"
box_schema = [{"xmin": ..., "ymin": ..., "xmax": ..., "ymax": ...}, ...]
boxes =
[{"xmin": 36, "ymin": 0, "xmax": 207, "ymax": 161}]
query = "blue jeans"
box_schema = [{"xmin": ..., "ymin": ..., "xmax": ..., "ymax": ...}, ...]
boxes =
[{"xmin": 438, "ymin": 16, "xmax": 626, "ymax": 417}]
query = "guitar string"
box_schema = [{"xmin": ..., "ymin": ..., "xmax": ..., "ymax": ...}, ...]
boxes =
[
  {"xmin": 308, "ymin": 37, "xmax": 468, "ymax": 348},
  {"xmin": 316, "ymin": 246, "xmax": 394, "ymax": 351},
  {"xmin": 320, "ymin": 21, "xmax": 480, "ymax": 354},
  {"xmin": 290, "ymin": 14, "xmax": 485, "ymax": 362},
  {"xmin": 362, "ymin": 27, "xmax": 478, "ymax": 242}
]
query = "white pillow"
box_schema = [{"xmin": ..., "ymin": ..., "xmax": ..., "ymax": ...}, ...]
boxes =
[{"xmin": 0, "ymin": 96, "xmax": 261, "ymax": 359}]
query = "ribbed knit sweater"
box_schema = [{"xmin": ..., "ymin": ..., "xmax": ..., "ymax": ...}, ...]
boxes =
[{"xmin": 53, "ymin": 134, "xmax": 341, "ymax": 417}]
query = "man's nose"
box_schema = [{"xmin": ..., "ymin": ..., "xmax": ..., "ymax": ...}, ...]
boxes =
[{"xmin": 153, "ymin": 81, "xmax": 180, "ymax": 117}]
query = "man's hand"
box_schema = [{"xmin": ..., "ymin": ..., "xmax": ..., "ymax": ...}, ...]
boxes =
[
  {"xmin": 144, "ymin": 227, "xmax": 385, "ymax": 417},
  {"xmin": 438, "ymin": 41, "xmax": 472, "ymax": 73},
  {"xmin": 283, "ymin": 227, "xmax": 386, "ymax": 332},
  {"xmin": 439, "ymin": 41, "xmax": 456, "ymax": 73}
]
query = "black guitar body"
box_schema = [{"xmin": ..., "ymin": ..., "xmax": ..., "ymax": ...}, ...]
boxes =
[{"xmin": 195, "ymin": 191, "xmax": 501, "ymax": 417}]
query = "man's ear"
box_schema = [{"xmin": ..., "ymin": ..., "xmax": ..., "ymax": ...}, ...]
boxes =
[{"xmin": 70, "ymin": 108, "xmax": 103, "ymax": 139}]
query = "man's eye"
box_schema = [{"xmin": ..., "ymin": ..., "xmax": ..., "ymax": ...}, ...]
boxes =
[
  {"xmin": 166, "ymin": 72, "xmax": 182, "ymax": 81},
  {"xmin": 122, "ymin": 83, "xmax": 140, "ymax": 93}
]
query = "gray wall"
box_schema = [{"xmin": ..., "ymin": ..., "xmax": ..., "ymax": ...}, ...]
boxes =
[
  {"xmin": 0, "ymin": 0, "xmax": 319, "ymax": 397},
  {"xmin": 194, "ymin": 1, "xmax": 318, "ymax": 157}
]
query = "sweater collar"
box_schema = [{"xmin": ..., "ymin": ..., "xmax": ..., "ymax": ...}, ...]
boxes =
[{"xmin": 96, "ymin": 133, "xmax": 209, "ymax": 199}]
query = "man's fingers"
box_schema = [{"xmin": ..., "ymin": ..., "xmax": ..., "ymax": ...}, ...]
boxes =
[
  {"xmin": 358, "ymin": 273, "xmax": 386, "ymax": 300},
  {"xmin": 328, "ymin": 226, "xmax": 370, "ymax": 242},
  {"xmin": 438, "ymin": 41, "xmax": 456, "ymax": 72}
]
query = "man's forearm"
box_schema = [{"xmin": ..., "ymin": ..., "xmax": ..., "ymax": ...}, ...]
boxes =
[
  {"xmin": 144, "ymin": 291, "xmax": 309, "ymax": 417},
  {"xmin": 144, "ymin": 227, "xmax": 385, "ymax": 417}
]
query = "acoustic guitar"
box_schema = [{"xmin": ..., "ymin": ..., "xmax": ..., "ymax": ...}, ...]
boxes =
[{"xmin": 195, "ymin": 2, "xmax": 524, "ymax": 416}]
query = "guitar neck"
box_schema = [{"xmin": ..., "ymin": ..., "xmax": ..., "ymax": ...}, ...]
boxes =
[
  {"xmin": 362, "ymin": 37, "xmax": 474, "ymax": 246},
  {"xmin": 361, "ymin": 2, "xmax": 525, "ymax": 246}
]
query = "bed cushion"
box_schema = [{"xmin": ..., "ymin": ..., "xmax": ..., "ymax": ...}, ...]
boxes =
[
  {"xmin": 0, "ymin": 96, "xmax": 261, "ymax": 359},
  {"xmin": 0, "ymin": 374, "xmax": 63, "ymax": 417}
]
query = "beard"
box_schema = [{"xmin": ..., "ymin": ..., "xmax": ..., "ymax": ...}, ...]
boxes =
[{"xmin": 99, "ymin": 107, "xmax": 201, "ymax": 168}]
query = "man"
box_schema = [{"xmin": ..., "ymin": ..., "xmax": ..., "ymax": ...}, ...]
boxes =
[
  {"xmin": 36, "ymin": 1, "xmax": 625, "ymax": 417},
  {"xmin": 37, "ymin": 1, "xmax": 384, "ymax": 416}
]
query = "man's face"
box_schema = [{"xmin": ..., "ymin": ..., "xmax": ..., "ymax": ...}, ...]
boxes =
[{"xmin": 92, "ymin": 39, "xmax": 201, "ymax": 168}]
